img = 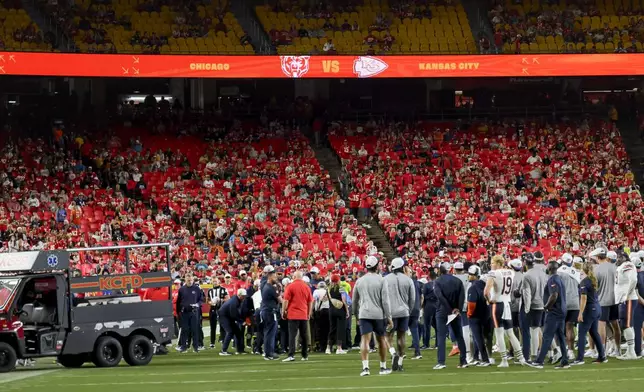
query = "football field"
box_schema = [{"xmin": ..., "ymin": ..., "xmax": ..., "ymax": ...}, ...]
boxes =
[{"xmin": 2, "ymin": 347, "xmax": 643, "ymax": 392}]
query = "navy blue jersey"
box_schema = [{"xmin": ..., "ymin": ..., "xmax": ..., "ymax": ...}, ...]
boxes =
[
  {"xmin": 413, "ymin": 280, "xmax": 422, "ymax": 312},
  {"xmin": 423, "ymin": 281, "xmax": 437, "ymax": 308},
  {"xmin": 434, "ymin": 274, "xmax": 465, "ymax": 314},
  {"xmin": 260, "ymin": 281, "xmax": 279, "ymax": 313},
  {"xmin": 219, "ymin": 295, "xmax": 243, "ymax": 320},
  {"xmin": 467, "ymin": 280, "xmax": 489, "ymax": 320},
  {"xmin": 579, "ymin": 277, "xmax": 598, "ymax": 312},
  {"xmin": 638, "ymin": 271, "xmax": 644, "ymax": 300},
  {"xmin": 544, "ymin": 274, "xmax": 566, "ymax": 317},
  {"xmin": 176, "ymin": 283, "xmax": 203, "ymax": 314}
]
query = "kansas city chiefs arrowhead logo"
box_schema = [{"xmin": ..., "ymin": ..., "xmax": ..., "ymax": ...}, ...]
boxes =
[{"xmin": 353, "ymin": 56, "xmax": 388, "ymax": 78}]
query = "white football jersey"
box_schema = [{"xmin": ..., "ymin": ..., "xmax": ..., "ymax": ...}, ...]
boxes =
[
  {"xmin": 557, "ymin": 265, "xmax": 581, "ymax": 284},
  {"xmin": 488, "ymin": 268, "xmax": 515, "ymax": 303},
  {"xmin": 615, "ymin": 261, "xmax": 638, "ymax": 303}
]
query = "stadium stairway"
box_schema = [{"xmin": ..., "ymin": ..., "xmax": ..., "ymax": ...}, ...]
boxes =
[
  {"xmin": 460, "ymin": 0, "xmax": 494, "ymax": 52},
  {"xmin": 230, "ymin": 0, "xmax": 274, "ymax": 54},
  {"xmin": 312, "ymin": 144, "xmax": 398, "ymax": 261},
  {"xmin": 20, "ymin": 0, "xmax": 74, "ymax": 51},
  {"xmin": 617, "ymin": 118, "xmax": 644, "ymax": 189}
]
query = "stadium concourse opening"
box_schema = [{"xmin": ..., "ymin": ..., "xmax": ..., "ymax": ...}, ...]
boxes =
[{"xmin": 1, "ymin": 51, "xmax": 644, "ymax": 392}]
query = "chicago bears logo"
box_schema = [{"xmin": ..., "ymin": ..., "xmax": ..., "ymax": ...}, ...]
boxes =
[
  {"xmin": 280, "ymin": 56, "xmax": 310, "ymax": 78},
  {"xmin": 353, "ymin": 56, "xmax": 388, "ymax": 78}
]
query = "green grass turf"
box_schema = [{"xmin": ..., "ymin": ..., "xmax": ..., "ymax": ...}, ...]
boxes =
[{"xmin": 2, "ymin": 346, "xmax": 644, "ymax": 392}]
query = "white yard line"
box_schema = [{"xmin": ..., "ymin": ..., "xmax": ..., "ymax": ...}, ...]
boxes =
[
  {"xmin": 0, "ymin": 370, "xmax": 58, "ymax": 384},
  {"xmin": 205, "ymin": 378, "xmax": 644, "ymax": 392},
  {"xmin": 41, "ymin": 366, "xmax": 644, "ymax": 386}
]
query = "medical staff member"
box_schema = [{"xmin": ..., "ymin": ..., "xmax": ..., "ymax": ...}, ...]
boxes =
[
  {"xmin": 218, "ymin": 288, "xmax": 248, "ymax": 355},
  {"xmin": 261, "ymin": 268, "xmax": 280, "ymax": 360},
  {"xmin": 527, "ymin": 262, "xmax": 569, "ymax": 369},
  {"xmin": 176, "ymin": 275, "xmax": 203, "ymax": 353},
  {"xmin": 574, "ymin": 262, "xmax": 606, "ymax": 364}
]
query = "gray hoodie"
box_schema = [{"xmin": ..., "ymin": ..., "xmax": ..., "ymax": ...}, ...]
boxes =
[
  {"xmin": 522, "ymin": 264, "xmax": 548, "ymax": 312},
  {"xmin": 353, "ymin": 272, "xmax": 391, "ymax": 320},
  {"xmin": 384, "ymin": 272, "xmax": 416, "ymax": 318}
]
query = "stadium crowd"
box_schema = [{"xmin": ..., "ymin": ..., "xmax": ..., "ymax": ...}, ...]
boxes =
[
  {"xmin": 0, "ymin": 101, "xmax": 371, "ymax": 281},
  {"xmin": 489, "ymin": 0, "xmax": 644, "ymax": 53}
]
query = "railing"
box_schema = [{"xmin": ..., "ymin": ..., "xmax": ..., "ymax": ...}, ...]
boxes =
[
  {"xmin": 27, "ymin": 0, "xmax": 77, "ymax": 52},
  {"xmin": 231, "ymin": 0, "xmax": 274, "ymax": 54}
]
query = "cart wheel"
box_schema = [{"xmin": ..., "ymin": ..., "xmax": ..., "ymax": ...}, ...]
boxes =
[
  {"xmin": 92, "ymin": 336, "xmax": 123, "ymax": 368},
  {"xmin": 0, "ymin": 342, "xmax": 17, "ymax": 373},
  {"xmin": 123, "ymin": 335, "xmax": 154, "ymax": 366}
]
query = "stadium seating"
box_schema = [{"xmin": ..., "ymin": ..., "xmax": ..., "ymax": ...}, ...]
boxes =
[
  {"xmin": 0, "ymin": 3, "xmax": 52, "ymax": 51},
  {"xmin": 0, "ymin": 112, "xmax": 368, "ymax": 278},
  {"xmin": 51, "ymin": 0, "xmax": 252, "ymax": 54},
  {"xmin": 330, "ymin": 119, "xmax": 638, "ymax": 263},
  {"xmin": 490, "ymin": 0, "xmax": 644, "ymax": 54},
  {"xmin": 257, "ymin": 1, "xmax": 476, "ymax": 55}
]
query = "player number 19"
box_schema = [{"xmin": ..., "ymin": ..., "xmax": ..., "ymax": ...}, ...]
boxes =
[{"xmin": 502, "ymin": 276, "xmax": 512, "ymax": 295}]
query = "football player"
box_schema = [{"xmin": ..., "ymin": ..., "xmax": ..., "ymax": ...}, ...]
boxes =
[
  {"xmin": 615, "ymin": 254, "xmax": 639, "ymax": 360},
  {"xmin": 484, "ymin": 255, "xmax": 526, "ymax": 367}
]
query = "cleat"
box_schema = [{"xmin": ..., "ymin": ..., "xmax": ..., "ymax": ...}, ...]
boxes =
[{"xmin": 554, "ymin": 363, "xmax": 570, "ymax": 370}]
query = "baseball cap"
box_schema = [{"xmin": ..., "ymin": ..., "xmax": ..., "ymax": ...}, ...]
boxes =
[
  {"xmin": 509, "ymin": 259, "xmax": 523, "ymax": 271},
  {"xmin": 237, "ymin": 288, "xmax": 247, "ymax": 296},
  {"xmin": 317, "ymin": 281, "xmax": 327, "ymax": 288},
  {"xmin": 173, "ymin": 279, "xmax": 181, "ymax": 284},
  {"xmin": 440, "ymin": 262, "xmax": 452, "ymax": 271},
  {"xmin": 366, "ymin": 255, "xmax": 379, "ymax": 268},
  {"xmin": 468, "ymin": 265, "xmax": 481, "ymax": 276},
  {"xmin": 419, "ymin": 278, "xmax": 428, "ymax": 284},
  {"xmin": 561, "ymin": 253, "xmax": 573, "ymax": 266},
  {"xmin": 303, "ymin": 276, "xmax": 310, "ymax": 284},
  {"xmin": 391, "ymin": 257, "xmax": 405, "ymax": 270},
  {"xmin": 590, "ymin": 248, "xmax": 607, "ymax": 258},
  {"xmin": 263, "ymin": 265, "xmax": 275, "ymax": 273},
  {"xmin": 606, "ymin": 250, "xmax": 617, "ymax": 260},
  {"xmin": 239, "ymin": 270, "xmax": 247, "ymax": 275},
  {"xmin": 310, "ymin": 266, "xmax": 320, "ymax": 274},
  {"xmin": 454, "ymin": 261, "xmax": 464, "ymax": 270},
  {"xmin": 282, "ymin": 278, "xmax": 291, "ymax": 286},
  {"xmin": 224, "ymin": 273, "xmax": 232, "ymax": 278},
  {"xmin": 573, "ymin": 256, "xmax": 584, "ymax": 265},
  {"xmin": 253, "ymin": 279, "xmax": 261, "ymax": 286},
  {"xmin": 637, "ymin": 250, "xmax": 644, "ymax": 259}
]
